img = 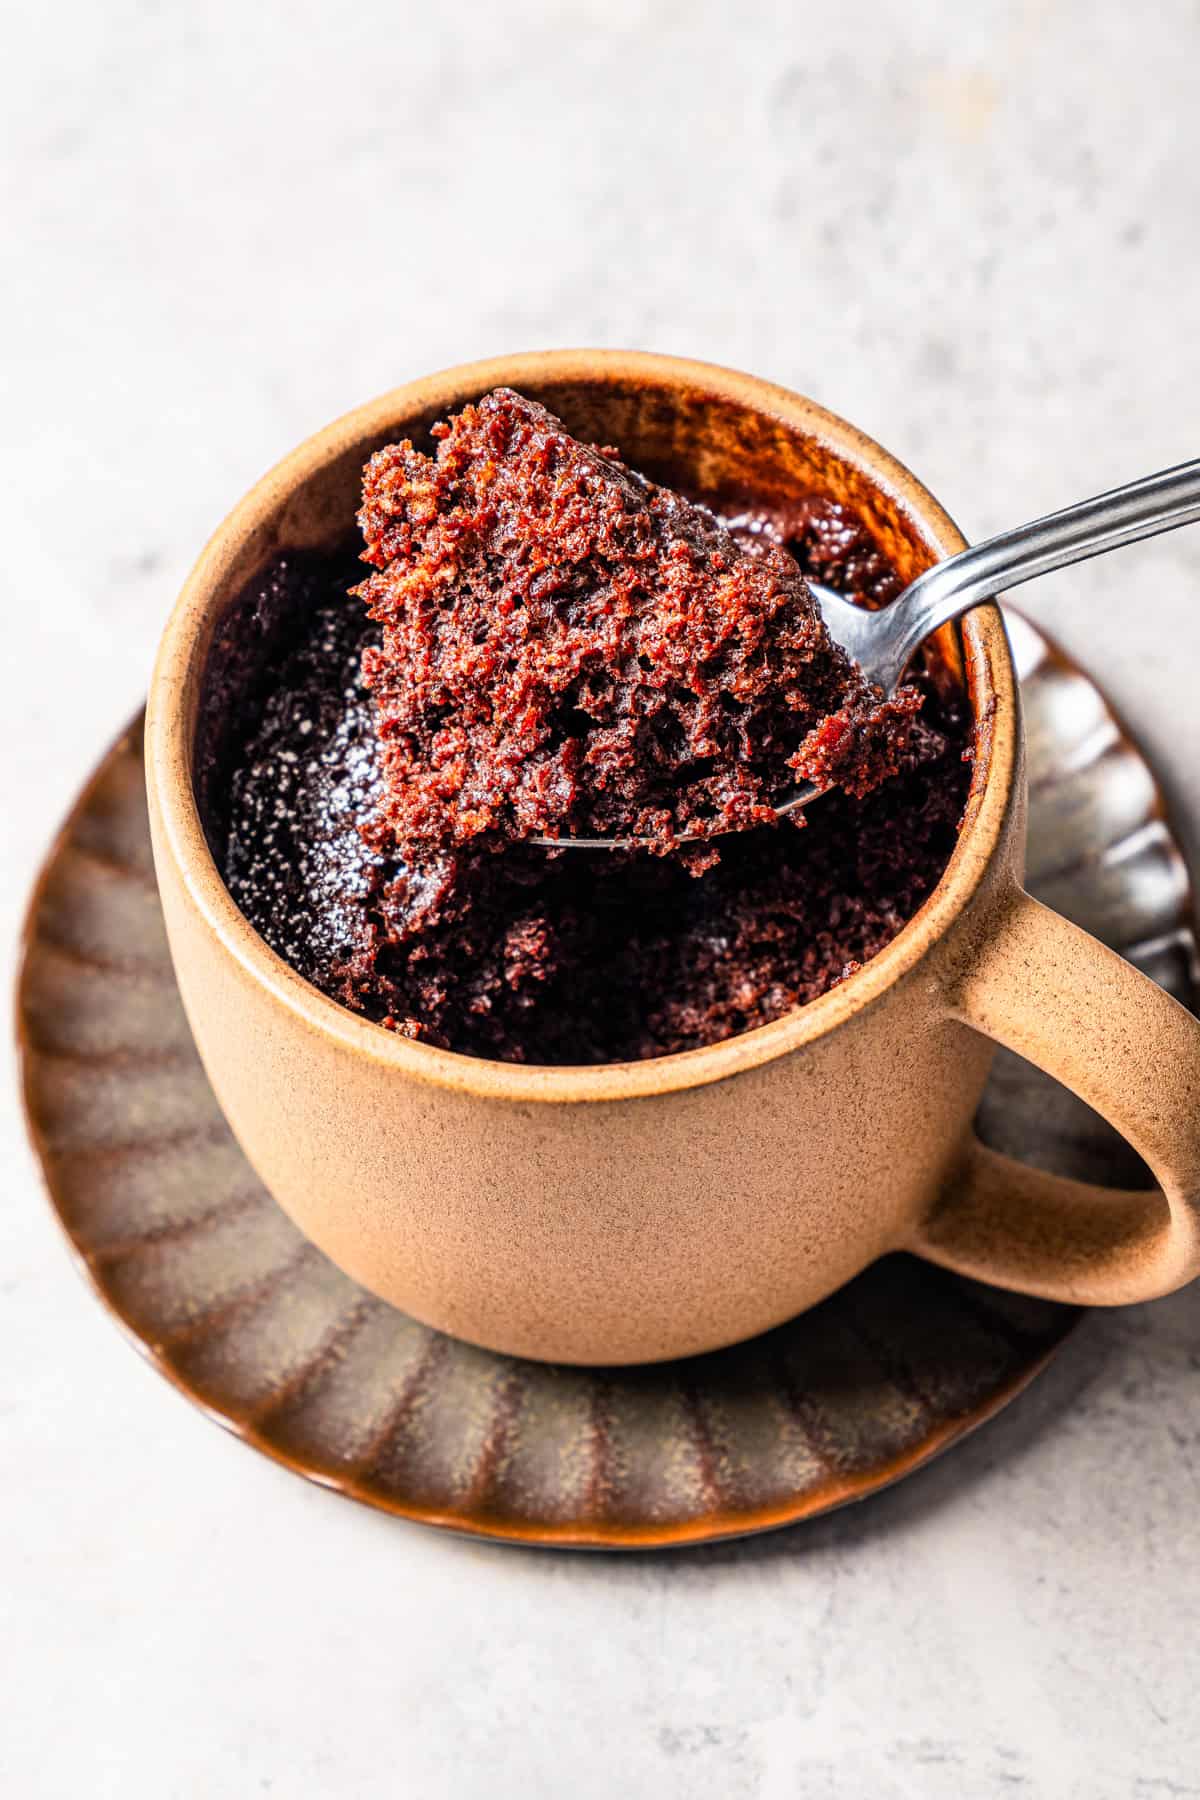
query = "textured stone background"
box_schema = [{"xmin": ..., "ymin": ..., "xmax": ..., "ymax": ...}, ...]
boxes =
[{"xmin": 3, "ymin": 2, "xmax": 1199, "ymax": 1795}]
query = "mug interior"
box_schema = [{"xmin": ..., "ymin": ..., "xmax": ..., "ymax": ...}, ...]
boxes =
[{"xmin": 154, "ymin": 351, "xmax": 1014, "ymax": 1099}]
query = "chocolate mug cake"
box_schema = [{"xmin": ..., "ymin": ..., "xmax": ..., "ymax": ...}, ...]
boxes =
[
  {"xmin": 149, "ymin": 351, "xmax": 1200, "ymax": 1365},
  {"xmin": 197, "ymin": 391, "xmax": 972, "ymax": 1064}
]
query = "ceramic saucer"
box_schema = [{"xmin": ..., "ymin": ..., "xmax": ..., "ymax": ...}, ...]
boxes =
[{"xmin": 17, "ymin": 612, "xmax": 1196, "ymax": 1548}]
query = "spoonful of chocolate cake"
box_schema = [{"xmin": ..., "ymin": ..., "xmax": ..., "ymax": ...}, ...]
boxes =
[{"xmin": 355, "ymin": 389, "xmax": 1200, "ymax": 855}]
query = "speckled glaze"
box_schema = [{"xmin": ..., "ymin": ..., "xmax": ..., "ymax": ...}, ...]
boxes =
[
  {"xmin": 16, "ymin": 615, "xmax": 1194, "ymax": 1545},
  {"xmin": 141, "ymin": 352, "xmax": 1200, "ymax": 1366}
]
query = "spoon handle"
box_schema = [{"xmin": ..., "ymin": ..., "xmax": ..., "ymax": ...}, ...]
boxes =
[{"xmin": 881, "ymin": 457, "xmax": 1200, "ymax": 693}]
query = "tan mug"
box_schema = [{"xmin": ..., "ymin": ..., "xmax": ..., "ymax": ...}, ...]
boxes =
[{"xmin": 146, "ymin": 351, "xmax": 1200, "ymax": 1365}]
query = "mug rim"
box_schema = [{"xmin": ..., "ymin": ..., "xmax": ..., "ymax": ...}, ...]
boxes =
[{"xmin": 145, "ymin": 349, "xmax": 1017, "ymax": 1104}]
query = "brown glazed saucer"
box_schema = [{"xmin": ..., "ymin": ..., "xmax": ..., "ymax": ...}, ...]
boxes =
[{"xmin": 17, "ymin": 612, "xmax": 1197, "ymax": 1549}]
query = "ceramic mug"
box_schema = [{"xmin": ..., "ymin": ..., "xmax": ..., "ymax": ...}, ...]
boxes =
[{"xmin": 145, "ymin": 351, "xmax": 1200, "ymax": 1365}]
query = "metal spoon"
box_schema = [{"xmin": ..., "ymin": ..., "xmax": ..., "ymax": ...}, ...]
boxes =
[{"xmin": 534, "ymin": 458, "xmax": 1200, "ymax": 850}]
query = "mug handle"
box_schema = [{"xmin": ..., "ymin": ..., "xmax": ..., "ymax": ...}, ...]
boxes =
[{"xmin": 912, "ymin": 887, "xmax": 1200, "ymax": 1304}]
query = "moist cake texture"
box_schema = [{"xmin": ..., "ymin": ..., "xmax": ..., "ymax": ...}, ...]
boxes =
[
  {"xmin": 355, "ymin": 389, "xmax": 928, "ymax": 860},
  {"xmin": 200, "ymin": 398, "xmax": 973, "ymax": 1063}
]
